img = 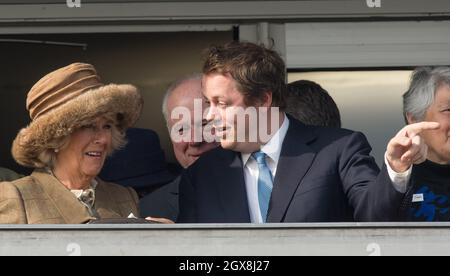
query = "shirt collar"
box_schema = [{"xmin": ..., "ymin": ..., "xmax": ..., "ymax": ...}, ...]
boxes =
[
  {"xmin": 45, "ymin": 168, "xmax": 98, "ymax": 198},
  {"xmin": 70, "ymin": 179, "xmax": 98, "ymax": 198},
  {"xmin": 242, "ymin": 113, "xmax": 290, "ymax": 165}
]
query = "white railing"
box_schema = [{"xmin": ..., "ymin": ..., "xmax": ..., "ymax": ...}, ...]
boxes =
[
  {"xmin": 0, "ymin": 0, "xmax": 449, "ymax": 23},
  {"xmin": 1, "ymin": 223, "xmax": 450, "ymax": 256}
]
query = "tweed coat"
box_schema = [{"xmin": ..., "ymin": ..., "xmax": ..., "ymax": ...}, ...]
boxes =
[{"xmin": 0, "ymin": 170, "xmax": 139, "ymax": 224}]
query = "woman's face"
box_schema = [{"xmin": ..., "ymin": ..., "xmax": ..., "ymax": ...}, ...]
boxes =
[{"xmin": 55, "ymin": 117, "xmax": 113, "ymax": 178}]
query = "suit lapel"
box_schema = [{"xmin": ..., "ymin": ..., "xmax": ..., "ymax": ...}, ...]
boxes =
[
  {"xmin": 217, "ymin": 151, "xmax": 251, "ymax": 222},
  {"xmin": 267, "ymin": 120, "xmax": 317, "ymax": 222},
  {"xmin": 32, "ymin": 170, "xmax": 95, "ymax": 224}
]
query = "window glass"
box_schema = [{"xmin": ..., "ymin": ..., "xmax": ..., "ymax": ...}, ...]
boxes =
[{"xmin": 288, "ymin": 70, "xmax": 412, "ymax": 165}]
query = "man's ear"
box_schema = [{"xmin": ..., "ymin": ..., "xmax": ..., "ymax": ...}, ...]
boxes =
[
  {"xmin": 260, "ymin": 91, "xmax": 273, "ymax": 108},
  {"xmin": 406, "ymin": 113, "xmax": 417, "ymax": 125}
]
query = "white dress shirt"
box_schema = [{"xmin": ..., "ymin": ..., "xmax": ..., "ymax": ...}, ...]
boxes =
[
  {"xmin": 241, "ymin": 114, "xmax": 290, "ymax": 223},
  {"xmin": 241, "ymin": 113, "xmax": 412, "ymax": 223},
  {"xmin": 385, "ymin": 154, "xmax": 412, "ymax": 193}
]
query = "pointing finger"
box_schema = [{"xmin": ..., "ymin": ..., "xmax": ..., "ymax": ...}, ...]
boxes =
[{"xmin": 405, "ymin": 122, "xmax": 440, "ymax": 137}]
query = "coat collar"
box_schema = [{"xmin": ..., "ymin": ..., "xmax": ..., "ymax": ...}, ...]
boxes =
[
  {"xmin": 267, "ymin": 118, "xmax": 318, "ymax": 222},
  {"xmin": 241, "ymin": 113, "xmax": 290, "ymax": 167},
  {"xmin": 216, "ymin": 150, "xmax": 251, "ymax": 223},
  {"xmin": 31, "ymin": 170, "xmax": 95, "ymax": 224},
  {"xmin": 213, "ymin": 117, "xmax": 317, "ymax": 223}
]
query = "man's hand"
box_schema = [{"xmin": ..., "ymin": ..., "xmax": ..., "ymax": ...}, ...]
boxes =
[{"xmin": 386, "ymin": 122, "xmax": 440, "ymax": 173}]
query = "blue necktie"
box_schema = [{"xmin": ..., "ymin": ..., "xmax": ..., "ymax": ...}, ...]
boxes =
[{"xmin": 252, "ymin": 151, "xmax": 273, "ymax": 223}]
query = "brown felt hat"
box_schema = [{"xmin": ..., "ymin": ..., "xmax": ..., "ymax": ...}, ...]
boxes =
[{"xmin": 12, "ymin": 63, "xmax": 143, "ymax": 168}]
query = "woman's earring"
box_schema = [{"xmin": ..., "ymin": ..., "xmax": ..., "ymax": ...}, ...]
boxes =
[{"xmin": 54, "ymin": 149, "xmax": 59, "ymax": 153}]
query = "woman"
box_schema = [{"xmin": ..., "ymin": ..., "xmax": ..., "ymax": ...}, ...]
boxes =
[
  {"xmin": 0, "ymin": 63, "xmax": 143, "ymax": 224},
  {"xmin": 400, "ymin": 66, "xmax": 450, "ymax": 221}
]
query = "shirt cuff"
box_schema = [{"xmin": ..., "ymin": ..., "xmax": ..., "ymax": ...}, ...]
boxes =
[{"xmin": 384, "ymin": 153, "xmax": 412, "ymax": 194}]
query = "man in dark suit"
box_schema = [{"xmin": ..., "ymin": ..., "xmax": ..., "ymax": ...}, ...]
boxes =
[
  {"xmin": 286, "ymin": 80, "xmax": 341, "ymax": 128},
  {"xmin": 178, "ymin": 42, "xmax": 439, "ymax": 223},
  {"xmin": 139, "ymin": 74, "xmax": 218, "ymax": 221}
]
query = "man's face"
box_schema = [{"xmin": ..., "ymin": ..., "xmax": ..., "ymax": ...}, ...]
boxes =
[
  {"xmin": 203, "ymin": 73, "xmax": 266, "ymax": 153},
  {"xmin": 167, "ymin": 79, "xmax": 218, "ymax": 168},
  {"xmin": 419, "ymin": 84, "xmax": 450, "ymax": 164}
]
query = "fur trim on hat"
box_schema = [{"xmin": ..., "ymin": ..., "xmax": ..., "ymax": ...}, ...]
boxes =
[{"xmin": 12, "ymin": 84, "xmax": 143, "ymax": 168}]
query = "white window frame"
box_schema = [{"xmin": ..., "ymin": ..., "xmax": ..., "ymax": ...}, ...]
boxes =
[{"xmin": 286, "ymin": 21, "xmax": 450, "ymax": 69}]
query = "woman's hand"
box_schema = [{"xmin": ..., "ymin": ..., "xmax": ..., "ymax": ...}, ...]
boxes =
[{"xmin": 145, "ymin": 216, "xmax": 175, "ymax": 224}]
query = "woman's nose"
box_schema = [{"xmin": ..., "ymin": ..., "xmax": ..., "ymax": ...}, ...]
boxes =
[{"xmin": 94, "ymin": 129, "xmax": 108, "ymax": 144}]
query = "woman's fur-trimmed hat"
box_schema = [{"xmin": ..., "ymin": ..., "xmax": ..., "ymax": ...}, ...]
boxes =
[{"xmin": 12, "ymin": 63, "xmax": 143, "ymax": 168}]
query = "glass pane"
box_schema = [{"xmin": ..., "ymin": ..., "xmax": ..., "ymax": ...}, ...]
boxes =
[{"xmin": 288, "ymin": 71, "xmax": 412, "ymax": 165}]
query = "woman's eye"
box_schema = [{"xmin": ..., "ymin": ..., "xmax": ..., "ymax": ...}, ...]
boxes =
[
  {"xmin": 103, "ymin": 124, "xmax": 112, "ymax": 130},
  {"xmin": 82, "ymin": 124, "xmax": 94, "ymax": 129}
]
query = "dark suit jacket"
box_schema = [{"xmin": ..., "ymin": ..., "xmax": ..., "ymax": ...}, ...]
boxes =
[
  {"xmin": 139, "ymin": 176, "xmax": 180, "ymax": 221},
  {"xmin": 178, "ymin": 118, "xmax": 406, "ymax": 223}
]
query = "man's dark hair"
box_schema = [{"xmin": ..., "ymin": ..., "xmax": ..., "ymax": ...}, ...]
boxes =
[
  {"xmin": 286, "ymin": 80, "xmax": 341, "ymax": 128},
  {"xmin": 203, "ymin": 41, "xmax": 286, "ymax": 109}
]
